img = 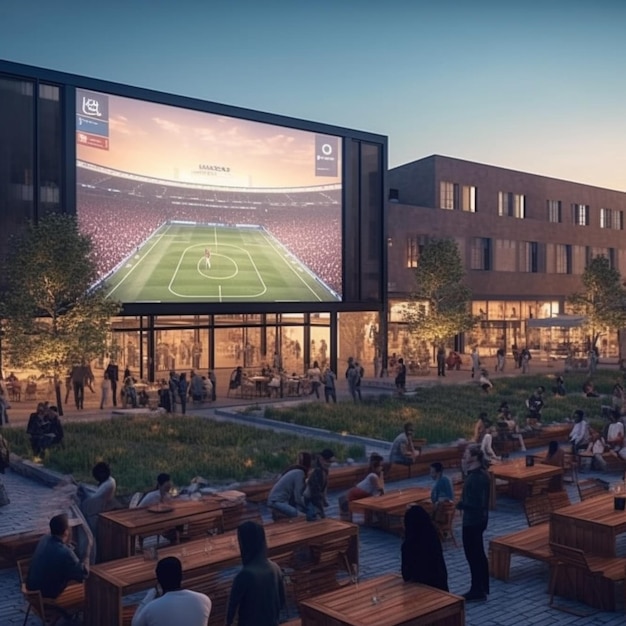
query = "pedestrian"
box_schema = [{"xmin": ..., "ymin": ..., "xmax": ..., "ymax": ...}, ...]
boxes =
[
  {"xmin": 436, "ymin": 347, "xmax": 446, "ymax": 377},
  {"xmin": 346, "ymin": 362, "xmax": 362, "ymax": 403},
  {"xmin": 178, "ymin": 372, "xmax": 188, "ymax": 415},
  {"xmin": 99, "ymin": 371, "xmax": 111, "ymax": 410},
  {"xmin": 495, "ymin": 347, "xmax": 505, "ymax": 372},
  {"xmin": 520, "ymin": 347, "xmax": 531, "ymax": 373},
  {"xmin": 105, "ymin": 359, "xmax": 119, "ymax": 407},
  {"xmin": 323, "ymin": 367, "xmax": 337, "ymax": 403},
  {"xmin": 394, "ymin": 357, "xmax": 406, "ymax": 394},
  {"xmin": 470, "ymin": 348, "xmax": 480, "ymax": 379},
  {"xmin": 457, "ymin": 445, "xmax": 490, "ymax": 602}
]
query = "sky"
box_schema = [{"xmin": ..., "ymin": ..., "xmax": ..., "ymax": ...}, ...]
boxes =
[{"xmin": 1, "ymin": 0, "xmax": 626, "ymax": 190}]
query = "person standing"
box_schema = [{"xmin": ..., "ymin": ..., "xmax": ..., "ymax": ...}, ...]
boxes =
[
  {"xmin": 178, "ymin": 372, "xmax": 188, "ymax": 415},
  {"xmin": 226, "ymin": 522, "xmax": 285, "ymax": 626},
  {"xmin": 100, "ymin": 371, "xmax": 111, "ymax": 410},
  {"xmin": 401, "ymin": 505, "xmax": 448, "ymax": 591},
  {"xmin": 457, "ymin": 445, "xmax": 490, "ymax": 602},
  {"xmin": 470, "ymin": 348, "xmax": 480, "ymax": 379},
  {"xmin": 323, "ymin": 367, "xmax": 337, "ymax": 403},
  {"xmin": 436, "ymin": 347, "xmax": 446, "ymax": 377},
  {"xmin": 520, "ymin": 347, "xmax": 532, "ymax": 374},
  {"xmin": 395, "ymin": 357, "xmax": 407, "ymax": 394},
  {"xmin": 346, "ymin": 362, "xmax": 362, "ymax": 403},
  {"xmin": 307, "ymin": 361, "xmax": 322, "ymax": 399},
  {"xmin": 495, "ymin": 347, "xmax": 505, "ymax": 372},
  {"xmin": 132, "ymin": 556, "xmax": 211, "ymax": 626},
  {"xmin": 105, "ymin": 360, "xmax": 119, "ymax": 407}
]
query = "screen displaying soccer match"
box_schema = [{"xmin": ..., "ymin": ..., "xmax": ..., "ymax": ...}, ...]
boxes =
[{"xmin": 75, "ymin": 89, "xmax": 343, "ymax": 304}]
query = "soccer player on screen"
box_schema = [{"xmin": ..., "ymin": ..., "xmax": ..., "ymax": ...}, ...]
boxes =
[{"xmin": 204, "ymin": 248, "xmax": 211, "ymax": 269}]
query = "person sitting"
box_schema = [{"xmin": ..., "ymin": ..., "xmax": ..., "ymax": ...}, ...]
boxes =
[
  {"xmin": 429, "ymin": 462, "xmax": 454, "ymax": 511},
  {"xmin": 480, "ymin": 422, "xmax": 500, "ymax": 464},
  {"xmin": 580, "ymin": 429, "xmax": 607, "ymax": 472},
  {"xmin": 496, "ymin": 403, "xmax": 526, "ymax": 452},
  {"xmin": 140, "ymin": 473, "xmax": 174, "ymax": 508},
  {"xmin": 138, "ymin": 389, "xmax": 150, "ymax": 408},
  {"xmin": 266, "ymin": 452, "xmax": 312, "ymax": 519},
  {"xmin": 569, "ymin": 409, "xmax": 590, "ymax": 455},
  {"xmin": 446, "ymin": 350, "xmax": 462, "ymax": 371},
  {"xmin": 201, "ymin": 376, "xmax": 213, "ymax": 401},
  {"xmin": 44, "ymin": 405, "xmax": 64, "ymax": 447},
  {"xmin": 582, "ymin": 379, "xmax": 600, "ymax": 398},
  {"xmin": 543, "ymin": 440, "xmax": 565, "ymax": 467},
  {"xmin": 401, "ymin": 505, "xmax": 448, "ymax": 591},
  {"xmin": 131, "ymin": 556, "xmax": 212, "ymax": 626},
  {"xmin": 389, "ymin": 422, "xmax": 420, "ymax": 465},
  {"xmin": 158, "ymin": 379, "xmax": 172, "ymax": 413},
  {"xmin": 26, "ymin": 513, "xmax": 90, "ymax": 600},
  {"xmin": 305, "ymin": 449, "xmax": 335, "ymax": 521},
  {"xmin": 612, "ymin": 381, "xmax": 624, "ymax": 412},
  {"xmin": 552, "ymin": 375, "xmax": 566, "ymax": 397},
  {"xmin": 226, "ymin": 521, "xmax": 285, "ymax": 626},
  {"xmin": 27, "ymin": 403, "xmax": 54, "ymax": 457},
  {"xmin": 478, "ymin": 369, "xmax": 493, "ymax": 393},
  {"xmin": 606, "ymin": 410, "xmax": 625, "ymax": 454},
  {"xmin": 228, "ymin": 367, "xmax": 243, "ymax": 395},
  {"xmin": 338, "ymin": 453, "xmax": 384, "ymax": 519},
  {"xmin": 79, "ymin": 462, "xmax": 117, "ymax": 536},
  {"xmin": 526, "ymin": 386, "xmax": 545, "ymax": 424}
]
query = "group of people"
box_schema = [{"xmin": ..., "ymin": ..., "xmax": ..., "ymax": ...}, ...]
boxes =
[{"xmin": 26, "ymin": 402, "xmax": 64, "ymax": 456}]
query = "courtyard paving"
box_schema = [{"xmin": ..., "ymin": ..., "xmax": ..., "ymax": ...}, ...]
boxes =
[{"xmin": 1, "ymin": 360, "xmax": 624, "ymax": 625}]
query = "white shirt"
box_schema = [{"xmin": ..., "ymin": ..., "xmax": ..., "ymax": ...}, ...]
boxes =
[
  {"xmin": 132, "ymin": 588, "xmax": 211, "ymax": 626},
  {"xmin": 481, "ymin": 432, "xmax": 498, "ymax": 461},
  {"xmin": 608, "ymin": 422, "xmax": 624, "ymax": 447},
  {"xmin": 569, "ymin": 420, "xmax": 589, "ymax": 445}
]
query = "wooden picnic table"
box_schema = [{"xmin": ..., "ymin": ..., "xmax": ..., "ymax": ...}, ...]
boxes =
[
  {"xmin": 489, "ymin": 458, "xmax": 563, "ymax": 509},
  {"xmin": 550, "ymin": 493, "xmax": 626, "ymax": 558},
  {"xmin": 86, "ymin": 518, "xmax": 358, "ymax": 626},
  {"xmin": 299, "ymin": 573, "xmax": 465, "ymax": 626},
  {"xmin": 349, "ymin": 486, "xmax": 431, "ymax": 531},
  {"xmin": 98, "ymin": 498, "xmax": 225, "ymax": 562}
]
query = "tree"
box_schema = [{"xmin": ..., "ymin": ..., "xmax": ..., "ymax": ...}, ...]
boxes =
[
  {"xmin": 567, "ymin": 255, "xmax": 626, "ymax": 349},
  {"xmin": 1, "ymin": 213, "xmax": 119, "ymax": 412},
  {"xmin": 402, "ymin": 238, "xmax": 478, "ymax": 351}
]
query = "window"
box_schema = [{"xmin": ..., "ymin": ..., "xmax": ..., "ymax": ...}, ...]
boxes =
[
  {"xmin": 406, "ymin": 235, "xmax": 426, "ymax": 268},
  {"xmin": 440, "ymin": 181, "xmax": 477, "ymax": 211},
  {"xmin": 555, "ymin": 244, "xmax": 572, "ymax": 274},
  {"xmin": 440, "ymin": 181, "xmax": 454, "ymax": 210},
  {"xmin": 547, "ymin": 200, "xmax": 561, "ymax": 223},
  {"xmin": 572, "ymin": 203, "xmax": 589, "ymax": 226},
  {"xmin": 600, "ymin": 208, "xmax": 623, "ymax": 230},
  {"xmin": 470, "ymin": 237, "xmax": 491, "ymax": 270},
  {"xmin": 498, "ymin": 191, "xmax": 525, "ymax": 218},
  {"xmin": 523, "ymin": 242, "xmax": 540, "ymax": 273},
  {"xmin": 462, "ymin": 185, "xmax": 476, "ymax": 212}
]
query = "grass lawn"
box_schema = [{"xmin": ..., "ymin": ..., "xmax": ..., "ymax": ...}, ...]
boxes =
[
  {"xmin": 2, "ymin": 416, "xmax": 363, "ymax": 496},
  {"xmin": 264, "ymin": 370, "xmax": 622, "ymax": 443}
]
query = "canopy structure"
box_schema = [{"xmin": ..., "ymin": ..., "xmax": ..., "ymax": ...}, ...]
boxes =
[{"xmin": 526, "ymin": 314, "xmax": 586, "ymax": 329}]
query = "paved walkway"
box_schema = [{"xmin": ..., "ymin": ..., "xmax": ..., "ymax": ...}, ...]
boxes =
[{"xmin": 1, "ymin": 360, "xmax": 623, "ymax": 625}]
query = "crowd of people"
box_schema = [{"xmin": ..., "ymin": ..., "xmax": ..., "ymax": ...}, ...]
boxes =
[{"xmin": 77, "ymin": 172, "xmax": 343, "ymax": 295}]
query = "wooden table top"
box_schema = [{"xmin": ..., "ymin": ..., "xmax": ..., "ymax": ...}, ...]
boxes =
[
  {"xmin": 551, "ymin": 493, "xmax": 626, "ymax": 529},
  {"xmin": 299, "ymin": 573, "xmax": 464, "ymax": 626},
  {"xmin": 99, "ymin": 498, "xmax": 224, "ymax": 530},
  {"xmin": 349, "ymin": 486, "xmax": 432, "ymax": 513},
  {"xmin": 91, "ymin": 517, "xmax": 357, "ymax": 591},
  {"xmin": 490, "ymin": 458, "xmax": 563, "ymax": 481}
]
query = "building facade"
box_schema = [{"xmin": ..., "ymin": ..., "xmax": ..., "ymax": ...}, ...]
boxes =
[
  {"xmin": 0, "ymin": 60, "xmax": 387, "ymax": 384},
  {"xmin": 387, "ymin": 155, "xmax": 626, "ymax": 359}
]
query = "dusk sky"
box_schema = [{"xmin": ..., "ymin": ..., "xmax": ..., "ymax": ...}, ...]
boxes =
[{"xmin": 2, "ymin": 0, "xmax": 625, "ymax": 190}]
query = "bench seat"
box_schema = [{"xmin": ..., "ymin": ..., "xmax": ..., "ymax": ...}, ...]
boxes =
[{"xmin": 489, "ymin": 524, "xmax": 552, "ymax": 581}]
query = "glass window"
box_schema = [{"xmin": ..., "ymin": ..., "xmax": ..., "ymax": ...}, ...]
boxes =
[
  {"xmin": 547, "ymin": 200, "xmax": 561, "ymax": 223},
  {"xmin": 462, "ymin": 185, "xmax": 476, "ymax": 212},
  {"xmin": 38, "ymin": 83, "xmax": 62, "ymax": 216},
  {"xmin": 555, "ymin": 244, "xmax": 571, "ymax": 274},
  {"xmin": 440, "ymin": 181, "xmax": 454, "ymax": 210},
  {"xmin": 406, "ymin": 235, "xmax": 426, "ymax": 268},
  {"xmin": 600, "ymin": 208, "xmax": 623, "ymax": 230},
  {"xmin": 498, "ymin": 191, "xmax": 525, "ymax": 218},
  {"xmin": 470, "ymin": 238, "xmax": 491, "ymax": 270},
  {"xmin": 572, "ymin": 203, "xmax": 589, "ymax": 226}
]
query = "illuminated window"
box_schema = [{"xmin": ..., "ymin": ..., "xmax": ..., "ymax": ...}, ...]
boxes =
[
  {"xmin": 462, "ymin": 185, "xmax": 476, "ymax": 212},
  {"xmin": 572, "ymin": 203, "xmax": 589, "ymax": 226},
  {"xmin": 547, "ymin": 200, "xmax": 561, "ymax": 223},
  {"xmin": 406, "ymin": 235, "xmax": 427, "ymax": 268},
  {"xmin": 440, "ymin": 181, "xmax": 454, "ymax": 210},
  {"xmin": 498, "ymin": 192, "xmax": 525, "ymax": 218},
  {"xmin": 600, "ymin": 208, "xmax": 623, "ymax": 230}
]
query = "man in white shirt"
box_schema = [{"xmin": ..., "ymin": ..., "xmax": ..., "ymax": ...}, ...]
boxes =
[
  {"xmin": 569, "ymin": 410, "xmax": 590, "ymax": 454},
  {"xmin": 132, "ymin": 556, "xmax": 211, "ymax": 626}
]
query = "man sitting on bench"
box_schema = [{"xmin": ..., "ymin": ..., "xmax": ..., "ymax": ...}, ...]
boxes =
[
  {"xmin": 27, "ymin": 513, "xmax": 90, "ymax": 600},
  {"xmin": 389, "ymin": 422, "xmax": 421, "ymax": 465}
]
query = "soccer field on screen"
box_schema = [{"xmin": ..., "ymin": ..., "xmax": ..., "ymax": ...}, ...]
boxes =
[{"xmin": 104, "ymin": 223, "xmax": 340, "ymax": 303}]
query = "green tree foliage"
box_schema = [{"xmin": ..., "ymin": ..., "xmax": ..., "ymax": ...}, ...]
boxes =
[
  {"xmin": 403, "ymin": 238, "xmax": 478, "ymax": 347},
  {"xmin": 567, "ymin": 255, "xmax": 626, "ymax": 347},
  {"xmin": 1, "ymin": 213, "xmax": 119, "ymax": 378}
]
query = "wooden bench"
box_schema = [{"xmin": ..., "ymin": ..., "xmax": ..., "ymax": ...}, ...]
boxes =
[
  {"xmin": 0, "ymin": 531, "xmax": 42, "ymax": 567},
  {"xmin": 549, "ymin": 542, "xmax": 626, "ymax": 612},
  {"xmin": 489, "ymin": 524, "xmax": 553, "ymax": 581}
]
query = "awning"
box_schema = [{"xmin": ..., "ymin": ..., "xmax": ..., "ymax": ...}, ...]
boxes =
[{"xmin": 526, "ymin": 315, "xmax": 586, "ymax": 329}]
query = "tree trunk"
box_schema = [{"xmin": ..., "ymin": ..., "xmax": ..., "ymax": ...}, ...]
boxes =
[{"xmin": 55, "ymin": 375, "xmax": 64, "ymax": 416}]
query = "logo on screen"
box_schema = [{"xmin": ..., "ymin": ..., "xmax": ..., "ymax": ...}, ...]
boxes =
[
  {"xmin": 315, "ymin": 135, "xmax": 338, "ymax": 177},
  {"xmin": 81, "ymin": 97, "xmax": 103, "ymax": 117}
]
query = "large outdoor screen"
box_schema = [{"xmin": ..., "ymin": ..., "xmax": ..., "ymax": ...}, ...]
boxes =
[{"xmin": 75, "ymin": 90, "xmax": 342, "ymax": 304}]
